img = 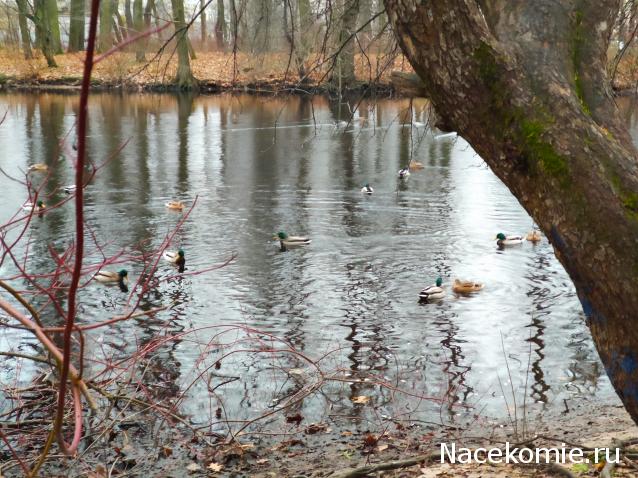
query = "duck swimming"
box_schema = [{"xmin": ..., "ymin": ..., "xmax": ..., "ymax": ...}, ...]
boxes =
[
  {"xmin": 452, "ymin": 279, "xmax": 484, "ymax": 294},
  {"xmin": 22, "ymin": 200, "xmax": 46, "ymax": 213},
  {"xmin": 526, "ymin": 230, "xmax": 542, "ymax": 243},
  {"xmin": 165, "ymin": 200, "xmax": 185, "ymax": 211},
  {"xmin": 398, "ymin": 168, "xmax": 410, "ymax": 179},
  {"xmin": 27, "ymin": 164, "xmax": 48, "ymax": 173},
  {"xmin": 361, "ymin": 183, "xmax": 374, "ymax": 194},
  {"xmin": 94, "ymin": 269, "xmax": 129, "ymax": 292},
  {"xmin": 496, "ymin": 233, "xmax": 524, "ymax": 247},
  {"xmin": 275, "ymin": 232, "xmax": 311, "ymax": 252},
  {"xmin": 419, "ymin": 277, "xmax": 445, "ymax": 302},
  {"xmin": 163, "ymin": 248, "xmax": 186, "ymax": 272}
]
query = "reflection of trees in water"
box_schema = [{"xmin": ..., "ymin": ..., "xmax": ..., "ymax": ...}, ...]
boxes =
[{"xmin": 432, "ymin": 314, "xmax": 473, "ymax": 419}]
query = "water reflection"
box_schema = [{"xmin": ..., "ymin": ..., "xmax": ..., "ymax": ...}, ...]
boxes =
[{"xmin": 0, "ymin": 92, "xmax": 618, "ymax": 428}]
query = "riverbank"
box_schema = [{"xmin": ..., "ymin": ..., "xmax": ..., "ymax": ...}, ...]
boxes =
[{"xmin": 0, "ymin": 48, "xmax": 410, "ymax": 95}]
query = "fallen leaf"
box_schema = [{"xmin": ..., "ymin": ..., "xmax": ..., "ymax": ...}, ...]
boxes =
[
  {"xmin": 377, "ymin": 444, "xmax": 389, "ymax": 452},
  {"xmin": 286, "ymin": 413, "xmax": 304, "ymax": 425},
  {"xmin": 186, "ymin": 463, "xmax": 201, "ymax": 473},
  {"xmin": 341, "ymin": 431, "xmax": 353, "ymax": 436},
  {"xmin": 304, "ymin": 422, "xmax": 327, "ymax": 434},
  {"xmin": 207, "ymin": 462, "xmax": 223, "ymax": 472},
  {"xmin": 256, "ymin": 458, "xmax": 269, "ymax": 464},
  {"xmin": 351, "ymin": 395, "xmax": 370, "ymax": 404}
]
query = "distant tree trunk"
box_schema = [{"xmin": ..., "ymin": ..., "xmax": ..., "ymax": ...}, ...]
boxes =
[
  {"xmin": 200, "ymin": 0, "xmax": 207, "ymax": 46},
  {"xmin": 134, "ymin": 0, "xmax": 145, "ymax": 61},
  {"xmin": 359, "ymin": 0, "xmax": 372, "ymax": 47},
  {"xmin": 229, "ymin": 0, "xmax": 238, "ymax": 49},
  {"xmin": 385, "ymin": 0, "xmax": 638, "ymax": 425},
  {"xmin": 33, "ymin": 0, "xmax": 57, "ymax": 66},
  {"xmin": 171, "ymin": 0, "xmax": 197, "ymax": 88},
  {"xmin": 215, "ymin": 0, "xmax": 225, "ymax": 48},
  {"xmin": 112, "ymin": 18, "xmax": 124, "ymax": 44},
  {"xmin": 15, "ymin": 0, "xmax": 32, "ymax": 58},
  {"xmin": 99, "ymin": 0, "xmax": 113, "ymax": 51},
  {"xmin": 113, "ymin": 0, "xmax": 128, "ymax": 40},
  {"xmin": 333, "ymin": 0, "xmax": 360, "ymax": 88},
  {"xmin": 143, "ymin": 0, "xmax": 153, "ymax": 29},
  {"xmin": 68, "ymin": 0, "xmax": 85, "ymax": 51},
  {"xmin": 124, "ymin": 0, "xmax": 134, "ymax": 36}
]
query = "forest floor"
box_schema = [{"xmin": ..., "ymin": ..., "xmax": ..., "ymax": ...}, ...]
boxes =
[
  {"xmin": 0, "ymin": 48, "xmax": 412, "ymax": 94},
  {"xmin": 2, "ymin": 46, "xmax": 638, "ymax": 96}
]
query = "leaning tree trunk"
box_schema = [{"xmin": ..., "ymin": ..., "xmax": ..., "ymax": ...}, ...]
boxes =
[
  {"xmin": 171, "ymin": 0, "xmax": 197, "ymax": 89},
  {"xmin": 385, "ymin": 0, "xmax": 638, "ymax": 423},
  {"xmin": 33, "ymin": 0, "xmax": 57, "ymax": 66},
  {"xmin": 15, "ymin": 0, "xmax": 32, "ymax": 58}
]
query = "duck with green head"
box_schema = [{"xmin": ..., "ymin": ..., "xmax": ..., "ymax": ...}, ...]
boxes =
[
  {"xmin": 22, "ymin": 200, "xmax": 46, "ymax": 212},
  {"xmin": 496, "ymin": 232, "xmax": 524, "ymax": 247},
  {"xmin": 361, "ymin": 183, "xmax": 374, "ymax": 194},
  {"xmin": 274, "ymin": 231, "xmax": 311, "ymax": 252},
  {"xmin": 95, "ymin": 269, "xmax": 129, "ymax": 292},
  {"xmin": 419, "ymin": 277, "xmax": 445, "ymax": 302},
  {"xmin": 164, "ymin": 248, "xmax": 186, "ymax": 272}
]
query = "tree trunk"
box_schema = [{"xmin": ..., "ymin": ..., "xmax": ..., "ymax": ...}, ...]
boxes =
[
  {"xmin": 15, "ymin": 0, "xmax": 32, "ymax": 58},
  {"xmin": 215, "ymin": 0, "xmax": 225, "ymax": 49},
  {"xmin": 229, "ymin": 0, "xmax": 238, "ymax": 49},
  {"xmin": 384, "ymin": 0, "xmax": 638, "ymax": 424},
  {"xmin": 134, "ymin": 0, "xmax": 145, "ymax": 61},
  {"xmin": 200, "ymin": 0, "xmax": 207, "ymax": 46},
  {"xmin": 44, "ymin": 0, "xmax": 62, "ymax": 53},
  {"xmin": 33, "ymin": 0, "xmax": 57, "ymax": 66},
  {"xmin": 124, "ymin": 0, "xmax": 134, "ymax": 36},
  {"xmin": 171, "ymin": 0, "xmax": 197, "ymax": 89},
  {"xmin": 68, "ymin": 0, "xmax": 85, "ymax": 51},
  {"xmin": 99, "ymin": 0, "xmax": 113, "ymax": 52},
  {"xmin": 333, "ymin": 0, "xmax": 360, "ymax": 89}
]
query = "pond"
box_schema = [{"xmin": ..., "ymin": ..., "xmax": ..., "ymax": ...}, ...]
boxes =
[{"xmin": 0, "ymin": 92, "xmax": 618, "ymax": 439}]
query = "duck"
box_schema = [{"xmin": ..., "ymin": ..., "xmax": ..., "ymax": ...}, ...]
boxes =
[
  {"xmin": 64, "ymin": 185, "xmax": 77, "ymax": 194},
  {"xmin": 409, "ymin": 161, "xmax": 424, "ymax": 171},
  {"xmin": 419, "ymin": 277, "xmax": 445, "ymax": 302},
  {"xmin": 398, "ymin": 167, "xmax": 410, "ymax": 179},
  {"xmin": 22, "ymin": 200, "xmax": 46, "ymax": 212},
  {"xmin": 165, "ymin": 200, "xmax": 185, "ymax": 211},
  {"xmin": 27, "ymin": 163, "xmax": 48, "ymax": 173},
  {"xmin": 275, "ymin": 232, "xmax": 311, "ymax": 252},
  {"xmin": 526, "ymin": 229, "xmax": 542, "ymax": 243},
  {"xmin": 163, "ymin": 248, "xmax": 186, "ymax": 273},
  {"xmin": 94, "ymin": 269, "xmax": 128, "ymax": 292},
  {"xmin": 452, "ymin": 279, "xmax": 484, "ymax": 294},
  {"xmin": 496, "ymin": 232, "xmax": 524, "ymax": 247},
  {"xmin": 361, "ymin": 183, "xmax": 374, "ymax": 194}
]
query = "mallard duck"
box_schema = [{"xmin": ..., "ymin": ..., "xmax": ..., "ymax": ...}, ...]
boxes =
[
  {"xmin": 27, "ymin": 163, "xmax": 48, "ymax": 173},
  {"xmin": 94, "ymin": 269, "xmax": 128, "ymax": 292},
  {"xmin": 361, "ymin": 183, "xmax": 374, "ymax": 194},
  {"xmin": 496, "ymin": 233, "xmax": 524, "ymax": 247},
  {"xmin": 398, "ymin": 167, "xmax": 410, "ymax": 179},
  {"xmin": 22, "ymin": 200, "xmax": 46, "ymax": 212},
  {"xmin": 452, "ymin": 279, "xmax": 484, "ymax": 294},
  {"xmin": 419, "ymin": 277, "xmax": 445, "ymax": 302},
  {"xmin": 163, "ymin": 248, "xmax": 186, "ymax": 273},
  {"xmin": 64, "ymin": 185, "xmax": 77, "ymax": 194},
  {"xmin": 409, "ymin": 161, "xmax": 424, "ymax": 171},
  {"xmin": 275, "ymin": 232, "xmax": 311, "ymax": 252},
  {"xmin": 526, "ymin": 230, "xmax": 542, "ymax": 243},
  {"xmin": 165, "ymin": 200, "xmax": 185, "ymax": 211}
]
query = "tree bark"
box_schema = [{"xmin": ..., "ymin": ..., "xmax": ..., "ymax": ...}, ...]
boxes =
[
  {"xmin": 68, "ymin": 0, "xmax": 85, "ymax": 51},
  {"xmin": 215, "ymin": 0, "xmax": 225, "ymax": 49},
  {"xmin": 134, "ymin": 0, "xmax": 145, "ymax": 61},
  {"xmin": 33, "ymin": 0, "xmax": 57, "ymax": 66},
  {"xmin": 384, "ymin": 0, "xmax": 638, "ymax": 423},
  {"xmin": 200, "ymin": 0, "xmax": 207, "ymax": 46},
  {"xmin": 98, "ymin": 0, "xmax": 113, "ymax": 52},
  {"xmin": 15, "ymin": 0, "xmax": 32, "ymax": 58},
  {"xmin": 124, "ymin": 0, "xmax": 134, "ymax": 36},
  {"xmin": 171, "ymin": 0, "xmax": 197, "ymax": 89},
  {"xmin": 333, "ymin": 0, "xmax": 360, "ymax": 88},
  {"xmin": 44, "ymin": 0, "xmax": 62, "ymax": 53}
]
